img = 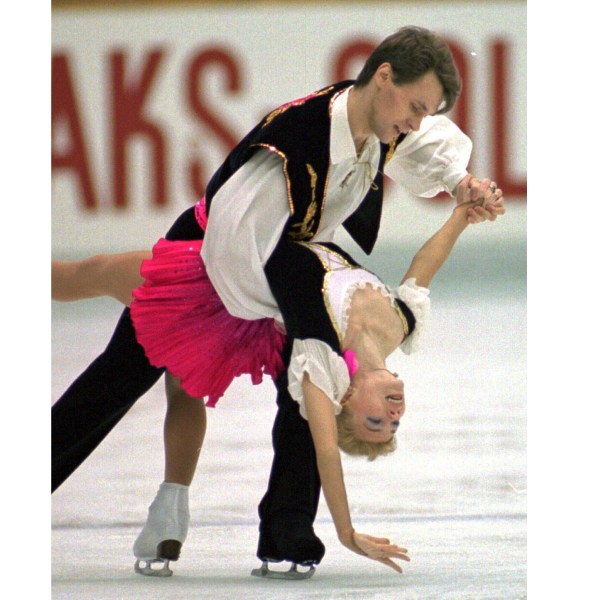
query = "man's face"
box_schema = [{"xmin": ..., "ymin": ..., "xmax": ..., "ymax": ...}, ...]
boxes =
[{"xmin": 369, "ymin": 66, "xmax": 444, "ymax": 143}]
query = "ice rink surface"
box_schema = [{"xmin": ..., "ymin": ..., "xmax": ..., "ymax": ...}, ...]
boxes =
[{"xmin": 51, "ymin": 239, "xmax": 527, "ymax": 599}]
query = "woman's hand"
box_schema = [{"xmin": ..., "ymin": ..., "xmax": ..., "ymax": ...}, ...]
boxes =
[{"xmin": 340, "ymin": 529, "xmax": 411, "ymax": 573}]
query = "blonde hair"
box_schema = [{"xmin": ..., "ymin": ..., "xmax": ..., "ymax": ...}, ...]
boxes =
[{"xmin": 336, "ymin": 404, "xmax": 397, "ymax": 461}]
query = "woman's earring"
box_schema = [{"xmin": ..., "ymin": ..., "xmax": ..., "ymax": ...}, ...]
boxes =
[{"xmin": 341, "ymin": 385, "xmax": 355, "ymax": 405}]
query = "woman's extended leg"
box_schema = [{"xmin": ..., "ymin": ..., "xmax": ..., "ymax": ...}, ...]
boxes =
[{"xmin": 51, "ymin": 251, "xmax": 150, "ymax": 305}]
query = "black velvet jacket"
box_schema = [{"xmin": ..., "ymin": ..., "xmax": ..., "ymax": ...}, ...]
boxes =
[{"xmin": 205, "ymin": 81, "xmax": 402, "ymax": 255}]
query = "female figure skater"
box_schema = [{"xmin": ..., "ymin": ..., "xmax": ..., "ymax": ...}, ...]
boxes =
[{"xmin": 52, "ymin": 191, "xmax": 498, "ymax": 576}]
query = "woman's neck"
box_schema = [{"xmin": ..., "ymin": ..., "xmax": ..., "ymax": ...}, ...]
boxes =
[
  {"xmin": 343, "ymin": 286, "xmax": 405, "ymax": 360},
  {"xmin": 342, "ymin": 323, "xmax": 388, "ymax": 372}
]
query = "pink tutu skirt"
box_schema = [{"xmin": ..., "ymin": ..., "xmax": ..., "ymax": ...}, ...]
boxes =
[{"xmin": 130, "ymin": 205, "xmax": 286, "ymax": 407}]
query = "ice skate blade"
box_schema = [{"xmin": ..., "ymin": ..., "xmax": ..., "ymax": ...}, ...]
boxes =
[
  {"xmin": 134, "ymin": 558, "xmax": 173, "ymax": 577},
  {"xmin": 251, "ymin": 560, "xmax": 316, "ymax": 580}
]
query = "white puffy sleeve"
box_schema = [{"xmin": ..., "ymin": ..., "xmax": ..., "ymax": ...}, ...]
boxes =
[
  {"xmin": 384, "ymin": 115, "xmax": 472, "ymax": 198},
  {"xmin": 201, "ymin": 149, "xmax": 290, "ymax": 321},
  {"xmin": 394, "ymin": 278, "xmax": 431, "ymax": 355},
  {"xmin": 287, "ymin": 339, "xmax": 350, "ymax": 420}
]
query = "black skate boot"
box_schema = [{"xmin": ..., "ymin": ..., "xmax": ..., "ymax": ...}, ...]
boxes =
[{"xmin": 252, "ymin": 514, "xmax": 325, "ymax": 580}]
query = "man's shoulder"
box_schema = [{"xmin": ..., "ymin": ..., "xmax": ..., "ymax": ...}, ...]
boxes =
[{"xmin": 261, "ymin": 81, "xmax": 354, "ymax": 128}]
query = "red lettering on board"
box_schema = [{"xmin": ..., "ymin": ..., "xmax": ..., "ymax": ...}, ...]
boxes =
[
  {"xmin": 445, "ymin": 39, "xmax": 470, "ymax": 142},
  {"xmin": 110, "ymin": 49, "xmax": 168, "ymax": 207},
  {"xmin": 331, "ymin": 39, "xmax": 376, "ymax": 82},
  {"xmin": 52, "ymin": 34, "xmax": 526, "ymax": 213},
  {"xmin": 51, "ymin": 53, "xmax": 98, "ymax": 209},
  {"xmin": 186, "ymin": 47, "xmax": 242, "ymax": 198},
  {"xmin": 491, "ymin": 41, "xmax": 526, "ymax": 196}
]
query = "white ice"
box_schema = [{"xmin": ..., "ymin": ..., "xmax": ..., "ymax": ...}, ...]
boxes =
[{"xmin": 51, "ymin": 240, "xmax": 526, "ymax": 599}]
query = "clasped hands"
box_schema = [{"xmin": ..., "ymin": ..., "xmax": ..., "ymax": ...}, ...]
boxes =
[{"xmin": 454, "ymin": 174, "xmax": 505, "ymax": 225}]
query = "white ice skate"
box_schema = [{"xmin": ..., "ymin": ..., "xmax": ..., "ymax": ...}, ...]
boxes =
[{"xmin": 133, "ymin": 482, "xmax": 190, "ymax": 577}]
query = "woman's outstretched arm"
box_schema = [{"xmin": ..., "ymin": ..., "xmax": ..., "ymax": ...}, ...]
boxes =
[
  {"xmin": 303, "ymin": 375, "xmax": 410, "ymax": 573},
  {"xmin": 51, "ymin": 251, "xmax": 151, "ymax": 306},
  {"xmin": 401, "ymin": 190, "xmax": 502, "ymax": 289}
]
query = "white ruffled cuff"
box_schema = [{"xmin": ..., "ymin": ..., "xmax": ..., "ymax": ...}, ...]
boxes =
[
  {"xmin": 287, "ymin": 339, "xmax": 350, "ymax": 420},
  {"xmin": 394, "ymin": 278, "xmax": 431, "ymax": 354}
]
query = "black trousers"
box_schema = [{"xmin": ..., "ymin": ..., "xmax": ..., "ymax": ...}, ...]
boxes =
[
  {"xmin": 257, "ymin": 340, "xmax": 321, "ymax": 527},
  {"xmin": 51, "ymin": 207, "xmax": 321, "ymax": 539}
]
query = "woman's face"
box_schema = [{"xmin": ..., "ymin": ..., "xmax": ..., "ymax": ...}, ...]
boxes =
[{"xmin": 344, "ymin": 369, "xmax": 406, "ymax": 443}]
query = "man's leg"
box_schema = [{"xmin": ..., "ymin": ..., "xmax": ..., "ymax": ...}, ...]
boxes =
[
  {"xmin": 52, "ymin": 308, "xmax": 164, "ymax": 492},
  {"xmin": 257, "ymin": 342, "xmax": 325, "ymax": 565}
]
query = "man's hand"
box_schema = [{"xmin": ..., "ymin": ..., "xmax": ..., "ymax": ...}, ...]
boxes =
[{"xmin": 454, "ymin": 175, "xmax": 505, "ymax": 225}]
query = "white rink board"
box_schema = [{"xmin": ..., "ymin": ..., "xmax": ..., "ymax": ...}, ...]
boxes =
[{"xmin": 52, "ymin": 1, "xmax": 526, "ymax": 256}]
